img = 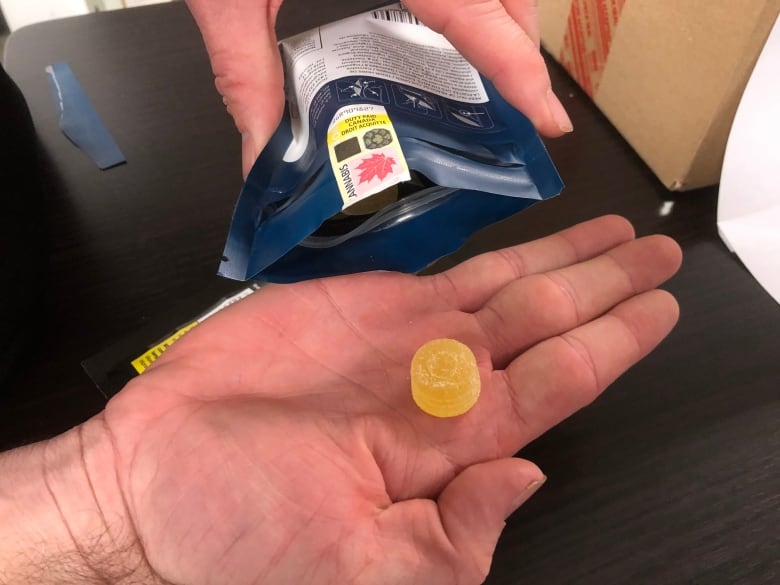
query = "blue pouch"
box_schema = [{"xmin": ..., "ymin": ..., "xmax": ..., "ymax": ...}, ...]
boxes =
[{"xmin": 219, "ymin": 3, "xmax": 563, "ymax": 283}]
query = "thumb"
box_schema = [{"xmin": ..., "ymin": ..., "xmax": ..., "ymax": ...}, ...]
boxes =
[
  {"xmin": 404, "ymin": 0, "xmax": 572, "ymax": 136},
  {"xmin": 438, "ymin": 458, "xmax": 546, "ymax": 576},
  {"xmin": 185, "ymin": 0, "xmax": 286, "ymax": 176}
]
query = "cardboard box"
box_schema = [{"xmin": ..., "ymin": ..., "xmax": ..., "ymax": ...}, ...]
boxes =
[{"xmin": 539, "ymin": 0, "xmax": 780, "ymax": 190}]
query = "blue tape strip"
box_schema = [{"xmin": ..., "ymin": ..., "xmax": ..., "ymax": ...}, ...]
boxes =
[{"xmin": 45, "ymin": 62, "xmax": 126, "ymax": 170}]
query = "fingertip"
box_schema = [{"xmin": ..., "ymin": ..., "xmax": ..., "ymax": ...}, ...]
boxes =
[
  {"xmin": 545, "ymin": 88, "xmax": 573, "ymax": 134},
  {"xmin": 629, "ymin": 234, "xmax": 683, "ymax": 285},
  {"xmin": 438, "ymin": 457, "xmax": 546, "ymax": 561},
  {"xmin": 655, "ymin": 234, "xmax": 684, "ymax": 275},
  {"xmin": 518, "ymin": 87, "xmax": 574, "ymax": 137},
  {"xmin": 559, "ymin": 215, "xmax": 636, "ymax": 258},
  {"xmin": 506, "ymin": 474, "xmax": 547, "ymax": 520},
  {"xmin": 613, "ymin": 288, "xmax": 682, "ymax": 353},
  {"xmin": 637, "ymin": 288, "xmax": 682, "ymax": 350},
  {"xmin": 496, "ymin": 77, "xmax": 570, "ymax": 138},
  {"xmin": 594, "ymin": 214, "xmax": 636, "ymax": 241},
  {"xmin": 502, "ymin": 459, "xmax": 546, "ymax": 518},
  {"xmin": 653, "ymin": 288, "xmax": 681, "ymax": 329}
]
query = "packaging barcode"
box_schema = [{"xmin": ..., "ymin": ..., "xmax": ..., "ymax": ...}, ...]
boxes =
[{"xmin": 371, "ymin": 9, "xmax": 422, "ymax": 25}]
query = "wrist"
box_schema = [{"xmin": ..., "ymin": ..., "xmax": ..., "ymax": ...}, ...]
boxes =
[{"xmin": 0, "ymin": 414, "xmax": 165, "ymax": 584}]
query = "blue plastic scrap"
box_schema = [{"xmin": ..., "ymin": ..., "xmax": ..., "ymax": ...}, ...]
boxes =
[{"xmin": 45, "ymin": 62, "xmax": 126, "ymax": 170}]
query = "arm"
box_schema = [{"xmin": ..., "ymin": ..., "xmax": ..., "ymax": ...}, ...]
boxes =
[
  {"xmin": 0, "ymin": 416, "xmax": 164, "ymax": 585},
  {"xmin": 0, "ymin": 216, "xmax": 682, "ymax": 585}
]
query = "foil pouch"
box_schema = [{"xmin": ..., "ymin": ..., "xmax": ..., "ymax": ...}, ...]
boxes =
[{"xmin": 219, "ymin": 2, "xmax": 563, "ymax": 283}]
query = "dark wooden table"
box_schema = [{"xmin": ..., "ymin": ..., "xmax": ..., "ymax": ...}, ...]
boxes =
[{"xmin": 3, "ymin": 2, "xmax": 778, "ymax": 583}]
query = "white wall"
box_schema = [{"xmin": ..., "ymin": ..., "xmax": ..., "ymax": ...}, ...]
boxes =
[
  {"xmin": 123, "ymin": 0, "xmax": 170, "ymax": 6},
  {"xmin": 0, "ymin": 0, "xmax": 172, "ymax": 31},
  {"xmin": 0, "ymin": 0, "xmax": 89, "ymax": 31}
]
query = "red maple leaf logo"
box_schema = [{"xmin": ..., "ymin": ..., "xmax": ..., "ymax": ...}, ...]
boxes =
[{"xmin": 355, "ymin": 153, "xmax": 396, "ymax": 184}]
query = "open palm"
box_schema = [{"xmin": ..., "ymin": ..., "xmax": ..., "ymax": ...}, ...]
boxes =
[{"xmin": 103, "ymin": 216, "xmax": 681, "ymax": 585}]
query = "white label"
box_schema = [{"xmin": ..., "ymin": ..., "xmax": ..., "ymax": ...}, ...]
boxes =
[
  {"xmin": 197, "ymin": 286, "xmax": 258, "ymax": 322},
  {"xmin": 327, "ymin": 104, "xmax": 411, "ymax": 208},
  {"xmin": 280, "ymin": 2, "xmax": 488, "ymax": 161}
]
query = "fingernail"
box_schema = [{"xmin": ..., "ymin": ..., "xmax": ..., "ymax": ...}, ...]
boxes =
[
  {"xmin": 506, "ymin": 475, "xmax": 547, "ymax": 519},
  {"xmin": 524, "ymin": 475, "xmax": 547, "ymax": 498},
  {"xmin": 546, "ymin": 89, "xmax": 573, "ymax": 133}
]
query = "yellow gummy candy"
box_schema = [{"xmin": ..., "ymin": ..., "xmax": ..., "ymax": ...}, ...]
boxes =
[{"xmin": 411, "ymin": 338, "xmax": 481, "ymax": 418}]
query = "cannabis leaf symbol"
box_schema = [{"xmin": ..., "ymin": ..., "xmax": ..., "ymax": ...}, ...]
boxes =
[{"xmin": 356, "ymin": 153, "xmax": 397, "ymax": 184}]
